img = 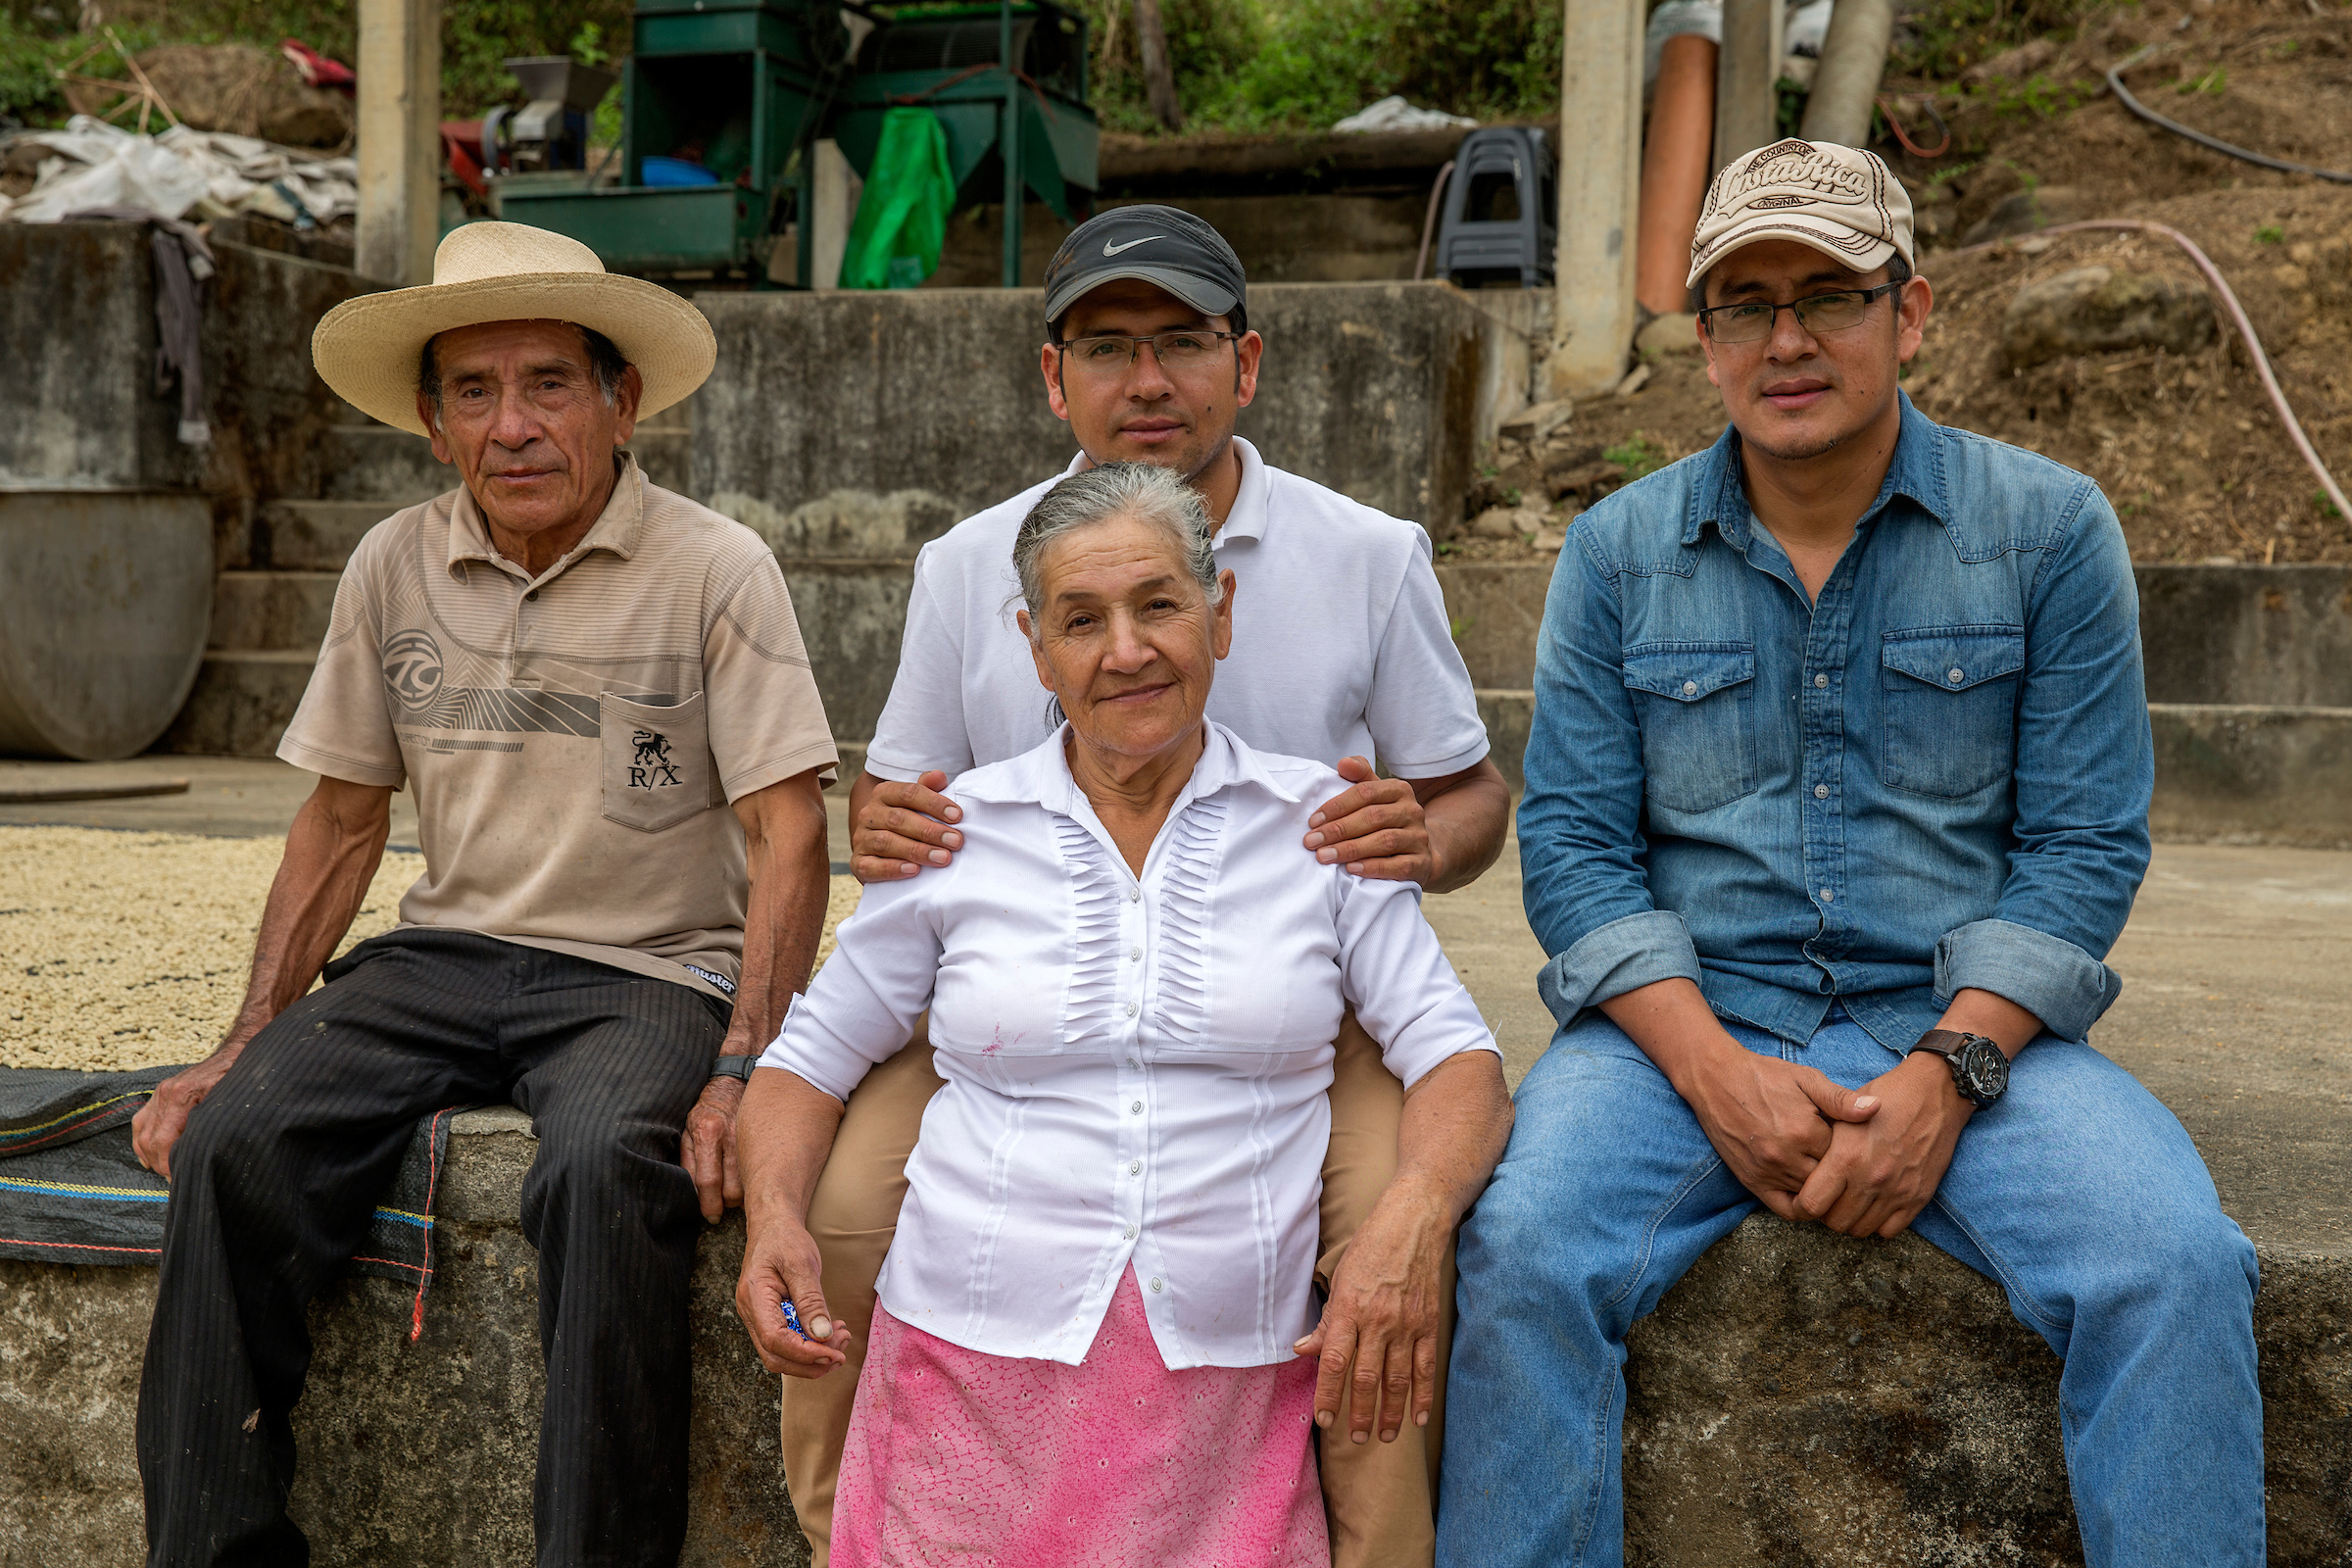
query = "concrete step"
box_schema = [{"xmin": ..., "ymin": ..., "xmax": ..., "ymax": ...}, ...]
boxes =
[
  {"xmin": 1474, "ymin": 689, "xmax": 2352, "ymax": 849},
  {"xmin": 208, "ymin": 570, "xmax": 338, "ymax": 652},
  {"xmin": 157, "ymin": 649, "xmax": 315, "ymax": 758},
  {"xmin": 315, "ymin": 425, "xmax": 696, "ymax": 502},
  {"xmin": 259, "ymin": 500, "xmax": 386, "ymax": 570}
]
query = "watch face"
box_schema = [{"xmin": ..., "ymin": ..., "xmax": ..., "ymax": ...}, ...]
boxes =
[{"xmin": 1958, "ymin": 1037, "xmax": 2009, "ymax": 1103}]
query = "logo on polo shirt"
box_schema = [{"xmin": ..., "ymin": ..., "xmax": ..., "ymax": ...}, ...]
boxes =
[
  {"xmin": 629, "ymin": 730, "xmax": 684, "ymax": 791},
  {"xmin": 383, "ymin": 629, "xmax": 444, "ymax": 710}
]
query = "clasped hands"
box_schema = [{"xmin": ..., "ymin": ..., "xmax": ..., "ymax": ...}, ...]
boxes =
[
  {"xmin": 1678, "ymin": 1034, "xmax": 1972, "ymax": 1240},
  {"xmin": 854, "ymin": 756, "xmax": 1436, "ymax": 884}
]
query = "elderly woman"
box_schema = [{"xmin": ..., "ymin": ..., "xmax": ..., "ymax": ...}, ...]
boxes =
[{"xmin": 733, "ymin": 462, "xmax": 1511, "ymax": 1567}]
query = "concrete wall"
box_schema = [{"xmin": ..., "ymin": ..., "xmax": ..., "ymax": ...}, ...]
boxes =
[
  {"xmin": 0, "ymin": 222, "xmax": 380, "ymax": 567},
  {"xmin": 2139, "ymin": 564, "xmax": 2352, "ymax": 709},
  {"xmin": 6, "ymin": 1112, "xmax": 2343, "ymax": 1566}
]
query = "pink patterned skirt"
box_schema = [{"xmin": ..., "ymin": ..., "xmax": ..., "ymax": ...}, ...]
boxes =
[{"xmin": 831, "ymin": 1265, "xmax": 1328, "ymax": 1567}]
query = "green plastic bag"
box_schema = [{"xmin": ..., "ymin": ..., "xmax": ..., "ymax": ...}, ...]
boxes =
[{"xmin": 839, "ymin": 108, "xmax": 956, "ymax": 290}]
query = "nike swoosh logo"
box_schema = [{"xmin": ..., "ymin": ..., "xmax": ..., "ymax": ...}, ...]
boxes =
[{"xmin": 1102, "ymin": 235, "xmax": 1162, "ymax": 256}]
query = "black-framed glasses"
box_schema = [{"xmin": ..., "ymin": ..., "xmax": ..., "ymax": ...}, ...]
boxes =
[
  {"xmin": 1054, "ymin": 329, "xmax": 1243, "ymax": 377},
  {"xmin": 1696, "ymin": 281, "xmax": 1903, "ymax": 345}
]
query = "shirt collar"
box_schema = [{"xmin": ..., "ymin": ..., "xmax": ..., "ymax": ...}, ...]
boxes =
[
  {"xmin": 959, "ymin": 719, "xmax": 1303, "ymax": 810},
  {"xmin": 1059, "ymin": 437, "xmax": 1270, "ymax": 546},
  {"xmin": 1684, "ymin": 392, "xmax": 1950, "ymax": 549},
  {"xmin": 447, "ymin": 453, "xmax": 647, "ymax": 580}
]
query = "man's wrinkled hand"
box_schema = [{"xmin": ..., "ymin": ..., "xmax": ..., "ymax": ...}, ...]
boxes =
[
  {"xmin": 1676, "ymin": 1038, "xmax": 1881, "ymax": 1220},
  {"xmin": 1294, "ymin": 1178, "xmax": 1450, "ymax": 1445},
  {"xmin": 130, "ymin": 1047, "xmax": 243, "ymax": 1184},
  {"xmin": 681, "ymin": 1073, "xmax": 747, "ymax": 1222},
  {"xmin": 1791, "ymin": 1053, "xmax": 1970, "ymax": 1239},
  {"xmin": 1305, "ymin": 757, "xmax": 1436, "ymax": 884},
  {"xmin": 734, "ymin": 1215, "xmax": 854, "ymax": 1377},
  {"xmin": 852, "ymin": 771, "xmax": 963, "ymax": 884}
]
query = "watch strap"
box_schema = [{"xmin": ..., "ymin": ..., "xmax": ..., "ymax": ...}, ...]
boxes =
[
  {"xmin": 1908, "ymin": 1027, "xmax": 1972, "ymax": 1060},
  {"xmin": 710, "ymin": 1054, "xmax": 759, "ymax": 1083}
]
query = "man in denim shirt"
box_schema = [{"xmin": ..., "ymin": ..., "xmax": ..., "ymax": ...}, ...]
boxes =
[{"xmin": 1440, "ymin": 142, "xmax": 2263, "ymax": 1566}]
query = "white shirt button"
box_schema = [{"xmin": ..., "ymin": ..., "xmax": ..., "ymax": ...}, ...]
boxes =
[
  {"xmin": 1947, "ymin": 667, "xmax": 1966, "ymax": 684},
  {"xmin": 1129, "ymin": 1160, "xmax": 1142, "ymax": 1175},
  {"xmin": 1127, "ymin": 887, "xmax": 1141, "ymax": 903},
  {"xmin": 1681, "ymin": 680, "xmax": 1698, "ymax": 697},
  {"xmin": 1149, "ymin": 1277, "xmax": 1163, "ymax": 1293},
  {"xmin": 1131, "ymin": 1101, "xmax": 1144, "ymax": 1114},
  {"xmin": 1813, "ymin": 672, "xmax": 1829, "ymax": 689},
  {"xmin": 1124, "ymin": 1001, "xmax": 1138, "ymax": 1018},
  {"xmin": 1124, "ymin": 1224, "xmax": 1138, "ymax": 1240},
  {"xmin": 1127, "ymin": 1056, "xmax": 1141, "ymax": 1068},
  {"xmin": 1820, "ymin": 887, "xmax": 1836, "ymax": 903},
  {"xmin": 1814, "ymin": 784, "xmax": 1830, "ymax": 800},
  {"xmin": 1129, "ymin": 946, "xmax": 1143, "ymax": 961}
]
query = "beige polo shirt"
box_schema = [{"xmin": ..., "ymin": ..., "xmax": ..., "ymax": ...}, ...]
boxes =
[{"xmin": 278, "ymin": 457, "xmax": 838, "ymax": 1001}]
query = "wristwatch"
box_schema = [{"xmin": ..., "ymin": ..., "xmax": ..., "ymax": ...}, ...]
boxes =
[
  {"xmin": 709, "ymin": 1054, "xmax": 760, "ymax": 1083},
  {"xmin": 1908, "ymin": 1029, "xmax": 2009, "ymax": 1109}
]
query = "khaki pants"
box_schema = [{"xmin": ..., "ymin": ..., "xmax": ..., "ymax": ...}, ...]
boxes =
[{"xmin": 779, "ymin": 1010, "xmax": 1450, "ymax": 1568}]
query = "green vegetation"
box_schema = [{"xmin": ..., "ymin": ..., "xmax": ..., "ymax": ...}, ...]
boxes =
[
  {"xmin": 2256, "ymin": 223, "xmax": 2285, "ymax": 244},
  {"xmin": 4, "ymin": 0, "xmax": 1558, "ymax": 137},
  {"xmin": 2312, "ymin": 490, "xmax": 2342, "ymax": 519},
  {"xmin": 1073, "ymin": 0, "xmax": 1561, "ymax": 135},
  {"xmin": 0, "ymin": 0, "xmax": 628, "ymax": 127},
  {"xmin": 1971, "ymin": 71, "xmax": 2099, "ymax": 119},
  {"xmin": 1604, "ymin": 433, "xmax": 1668, "ymax": 481},
  {"xmin": 1890, "ymin": 0, "xmax": 2110, "ymax": 80},
  {"xmin": 2176, "ymin": 63, "xmax": 2228, "ymax": 95}
]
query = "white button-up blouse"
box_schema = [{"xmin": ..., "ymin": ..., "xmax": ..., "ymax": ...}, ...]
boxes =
[{"xmin": 759, "ymin": 722, "xmax": 1499, "ymax": 1371}]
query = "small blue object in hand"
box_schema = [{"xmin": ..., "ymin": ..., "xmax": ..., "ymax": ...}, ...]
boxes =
[{"xmin": 779, "ymin": 1298, "xmax": 806, "ymax": 1337}]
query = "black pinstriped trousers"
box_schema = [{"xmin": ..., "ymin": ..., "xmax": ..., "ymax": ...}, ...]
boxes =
[{"xmin": 135, "ymin": 928, "xmax": 731, "ymax": 1568}]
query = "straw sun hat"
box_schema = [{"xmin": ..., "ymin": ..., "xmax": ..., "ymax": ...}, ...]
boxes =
[{"xmin": 312, "ymin": 222, "xmax": 716, "ymax": 438}]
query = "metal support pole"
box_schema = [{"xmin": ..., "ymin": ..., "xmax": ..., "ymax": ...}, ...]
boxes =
[
  {"xmin": 1546, "ymin": 0, "xmax": 1644, "ymax": 397},
  {"xmin": 1713, "ymin": 0, "xmax": 1785, "ymax": 172},
  {"xmin": 355, "ymin": 0, "xmax": 441, "ymax": 285},
  {"xmin": 1000, "ymin": 0, "xmax": 1022, "ymax": 287}
]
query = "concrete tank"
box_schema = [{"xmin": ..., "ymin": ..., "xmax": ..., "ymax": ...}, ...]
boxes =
[{"xmin": 0, "ymin": 489, "xmax": 214, "ymax": 760}]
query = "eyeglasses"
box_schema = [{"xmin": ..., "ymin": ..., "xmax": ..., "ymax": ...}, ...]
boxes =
[
  {"xmin": 1696, "ymin": 282, "xmax": 1903, "ymax": 345},
  {"xmin": 1055, "ymin": 329, "xmax": 1242, "ymax": 378}
]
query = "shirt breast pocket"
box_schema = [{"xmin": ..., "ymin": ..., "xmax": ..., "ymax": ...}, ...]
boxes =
[
  {"xmin": 1879, "ymin": 626, "xmax": 2026, "ymax": 799},
  {"xmin": 601, "ymin": 691, "xmax": 718, "ymax": 834},
  {"xmin": 1623, "ymin": 642, "xmax": 1758, "ymax": 814}
]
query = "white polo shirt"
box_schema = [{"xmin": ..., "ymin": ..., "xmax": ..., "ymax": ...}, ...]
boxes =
[{"xmin": 862, "ymin": 438, "xmax": 1490, "ymax": 781}]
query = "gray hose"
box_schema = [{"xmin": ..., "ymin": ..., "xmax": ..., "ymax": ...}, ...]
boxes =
[
  {"xmin": 2105, "ymin": 45, "xmax": 2352, "ymax": 184},
  {"xmin": 1800, "ymin": 0, "xmax": 1894, "ymax": 147}
]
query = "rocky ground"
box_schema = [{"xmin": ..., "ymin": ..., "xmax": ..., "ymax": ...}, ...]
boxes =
[{"xmin": 1452, "ymin": 0, "xmax": 2352, "ymax": 564}]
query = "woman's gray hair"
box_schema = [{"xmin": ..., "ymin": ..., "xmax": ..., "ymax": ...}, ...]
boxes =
[{"xmin": 1012, "ymin": 462, "xmax": 1223, "ymax": 633}]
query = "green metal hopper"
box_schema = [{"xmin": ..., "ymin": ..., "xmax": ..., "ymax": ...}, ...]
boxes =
[{"xmin": 494, "ymin": 0, "xmax": 1096, "ymax": 285}]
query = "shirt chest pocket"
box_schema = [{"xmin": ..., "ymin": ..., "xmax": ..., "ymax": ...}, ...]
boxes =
[
  {"xmin": 1879, "ymin": 627, "xmax": 2026, "ymax": 799},
  {"xmin": 1623, "ymin": 643, "xmax": 1758, "ymax": 814},
  {"xmin": 601, "ymin": 691, "xmax": 720, "ymax": 833}
]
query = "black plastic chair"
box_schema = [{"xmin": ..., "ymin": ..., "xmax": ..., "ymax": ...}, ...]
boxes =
[{"xmin": 1433, "ymin": 125, "xmax": 1557, "ymax": 288}]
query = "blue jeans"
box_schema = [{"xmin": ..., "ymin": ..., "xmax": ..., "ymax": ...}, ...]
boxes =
[{"xmin": 1438, "ymin": 1010, "xmax": 2265, "ymax": 1567}]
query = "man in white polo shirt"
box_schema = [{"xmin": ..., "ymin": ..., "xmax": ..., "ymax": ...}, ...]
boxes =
[{"xmin": 775, "ymin": 206, "xmax": 1509, "ymax": 1568}]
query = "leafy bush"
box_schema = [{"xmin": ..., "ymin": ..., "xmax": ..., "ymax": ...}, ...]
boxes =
[
  {"xmin": 1079, "ymin": 0, "xmax": 1562, "ymax": 136},
  {"xmin": 1892, "ymin": 0, "xmax": 2111, "ymax": 81}
]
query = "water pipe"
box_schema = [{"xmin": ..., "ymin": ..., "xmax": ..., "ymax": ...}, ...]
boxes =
[
  {"xmin": 1637, "ymin": 32, "xmax": 1719, "ymax": 314},
  {"xmin": 1800, "ymin": 0, "xmax": 1894, "ymax": 148}
]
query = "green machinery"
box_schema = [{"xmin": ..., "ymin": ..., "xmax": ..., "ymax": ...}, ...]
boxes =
[{"xmin": 495, "ymin": 0, "xmax": 1098, "ymax": 286}]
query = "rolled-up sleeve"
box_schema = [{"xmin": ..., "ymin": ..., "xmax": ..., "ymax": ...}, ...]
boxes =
[
  {"xmin": 1335, "ymin": 876, "xmax": 1500, "ymax": 1089},
  {"xmin": 757, "ymin": 879, "xmax": 940, "ymax": 1101},
  {"xmin": 1516, "ymin": 521, "xmax": 1687, "ymax": 1019},
  {"xmin": 1959, "ymin": 485, "xmax": 2147, "ymax": 1040}
]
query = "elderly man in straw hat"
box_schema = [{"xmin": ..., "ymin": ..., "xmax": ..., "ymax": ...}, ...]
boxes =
[
  {"xmin": 127, "ymin": 222, "xmax": 840, "ymax": 1566},
  {"xmin": 1441, "ymin": 142, "xmax": 2262, "ymax": 1565}
]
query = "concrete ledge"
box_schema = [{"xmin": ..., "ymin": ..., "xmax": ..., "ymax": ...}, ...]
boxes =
[
  {"xmin": 0, "ymin": 1108, "xmax": 806, "ymax": 1568},
  {"xmin": 1623, "ymin": 1217, "xmax": 2350, "ymax": 1567},
  {"xmin": 2149, "ymin": 704, "xmax": 2352, "ymax": 850},
  {"xmin": 7, "ymin": 1104, "xmax": 2344, "ymax": 1564},
  {"xmin": 2138, "ymin": 564, "xmax": 2352, "ymax": 708}
]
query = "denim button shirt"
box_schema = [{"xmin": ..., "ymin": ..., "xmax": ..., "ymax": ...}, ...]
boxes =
[{"xmin": 1520, "ymin": 396, "xmax": 2153, "ymax": 1053}]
